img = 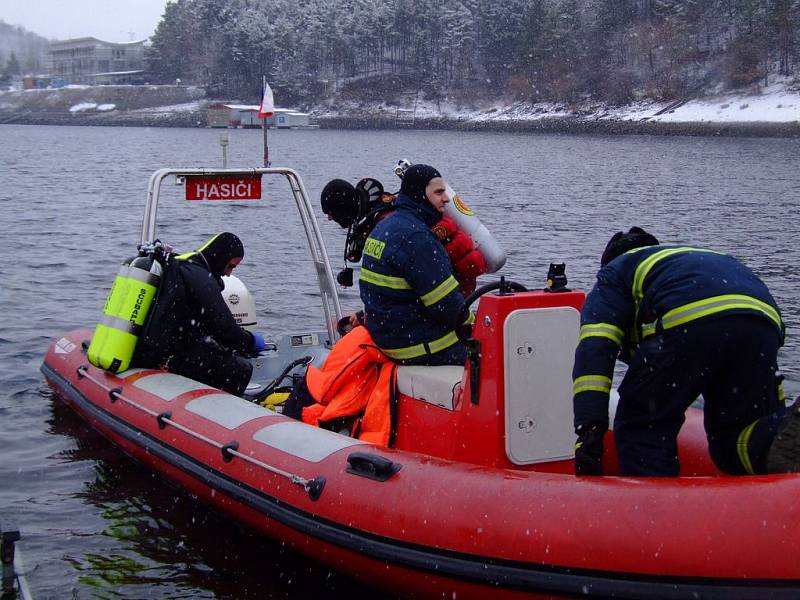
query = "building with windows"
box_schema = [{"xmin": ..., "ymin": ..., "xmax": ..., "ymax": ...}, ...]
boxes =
[
  {"xmin": 206, "ymin": 104, "xmax": 313, "ymax": 129},
  {"xmin": 48, "ymin": 37, "xmax": 147, "ymax": 85}
]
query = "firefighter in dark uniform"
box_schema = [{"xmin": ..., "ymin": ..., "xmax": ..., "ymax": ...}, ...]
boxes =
[
  {"xmin": 320, "ymin": 176, "xmax": 487, "ymax": 296},
  {"xmin": 359, "ymin": 164, "xmax": 473, "ymax": 366},
  {"xmin": 573, "ymin": 227, "xmax": 800, "ymax": 476},
  {"xmin": 134, "ymin": 232, "xmax": 266, "ymax": 395}
]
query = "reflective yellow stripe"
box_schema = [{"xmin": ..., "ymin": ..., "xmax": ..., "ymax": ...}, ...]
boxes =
[
  {"xmin": 630, "ymin": 247, "xmax": 723, "ymax": 341},
  {"xmin": 579, "ymin": 322, "xmax": 624, "ymax": 346},
  {"xmin": 421, "ymin": 275, "xmax": 459, "ymax": 307},
  {"xmin": 641, "ymin": 294, "xmax": 782, "ymax": 338},
  {"xmin": 632, "ymin": 247, "xmax": 720, "ymax": 303},
  {"xmin": 736, "ymin": 420, "xmax": 758, "ymax": 475},
  {"xmin": 380, "ymin": 331, "xmax": 459, "ymax": 360},
  {"xmin": 464, "ymin": 312, "xmax": 475, "ymax": 325},
  {"xmin": 360, "ymin": 268, "xmax": 412, "ymax": 290},
  {"xmin": 196, "ymin": 233, "xmax": 221, "ymax": 253},
  {"xmin": 428, "ymin": 331, "xmax": 459, "ymax": 353},
  {"xmin": 573, "ymin": 375, "xmax": 612, "ymax": 395},
  {"xmin": 175, "ymin": 234, "xmax": 221, "ymax": 261}
]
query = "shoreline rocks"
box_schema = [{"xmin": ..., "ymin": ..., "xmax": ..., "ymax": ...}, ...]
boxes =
[{"xmin": 315, "ymin": 114, "xmax": 800, "ymax": 138}]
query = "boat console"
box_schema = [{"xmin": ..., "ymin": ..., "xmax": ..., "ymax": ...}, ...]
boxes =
[{"xmin": 393, "ymin": 288, "xmax": 585, "ymax": 472}]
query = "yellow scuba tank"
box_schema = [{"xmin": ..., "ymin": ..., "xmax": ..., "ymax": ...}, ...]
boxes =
[{"xmin": 87, "ymin": 248, "xmax": 165, "ymax": 372}]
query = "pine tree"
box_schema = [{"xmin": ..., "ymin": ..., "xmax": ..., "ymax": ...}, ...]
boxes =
[{"xmin": 4, "ymin": 52, "xmax": 21, "ymax": 77}]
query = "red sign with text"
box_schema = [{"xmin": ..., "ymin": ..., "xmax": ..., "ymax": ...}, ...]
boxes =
[{"xmin": 185, "ymin": 175, "xmax": 262, "ymax": 201}]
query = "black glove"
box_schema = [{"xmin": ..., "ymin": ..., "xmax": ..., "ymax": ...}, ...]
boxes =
[{"xmin": 575, "ymin": 423, "xmax": 607, "ymax": 476}]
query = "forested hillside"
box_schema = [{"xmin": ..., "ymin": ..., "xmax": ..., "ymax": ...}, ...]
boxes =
[
  {"xmin": 148, "ymin": 1, "xmax": 799, "ymax": 106},
  {"xmin": 0, "ymin": 21, "xmax": 49, "ymax": 84}
]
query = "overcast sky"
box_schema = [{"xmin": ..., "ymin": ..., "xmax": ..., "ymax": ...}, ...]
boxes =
[{"xmin": 0, "ymin": 0, "xmax": 170, "ymax": 42}]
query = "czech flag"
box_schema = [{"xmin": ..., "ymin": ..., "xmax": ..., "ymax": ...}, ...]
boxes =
[{"xmin": 258, "ymin": 81, "xmax": 274, "ymax": 119}]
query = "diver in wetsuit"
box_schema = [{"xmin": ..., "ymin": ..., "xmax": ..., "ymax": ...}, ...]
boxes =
[{"xmin": 133, "ymin": 232, "xmax": 266, "ymax": 395}]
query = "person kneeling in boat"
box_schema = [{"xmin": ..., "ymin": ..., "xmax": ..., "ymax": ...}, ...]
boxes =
[
  {"xmin": 358, "ymin": 164, "xmax": 473, "ymax": 366},
  {"xmin": 133, "ymin": 232, "xmax": 267, "ymax": 396},
  {"xmin": 320, "ymin": 176, "xmax": 486, "ymax": 298},
  {"xmin": 572, "ymin": 227, "xmax": 800, "ymax": 477}
]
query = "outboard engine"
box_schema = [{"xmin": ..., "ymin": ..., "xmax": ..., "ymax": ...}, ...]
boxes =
[{"xmin": 222, "ymin": 275, "xmax": 257, "ymax": 330}]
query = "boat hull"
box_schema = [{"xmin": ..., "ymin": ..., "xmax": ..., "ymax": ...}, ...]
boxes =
[{"xmin": 42, "ymin": 330, "xmax": 800, "ymax": 599}]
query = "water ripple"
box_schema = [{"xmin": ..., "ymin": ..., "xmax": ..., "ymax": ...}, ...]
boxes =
[{"xmin": 2, "ymin": 124, "xmax": 799, "ymax": 599}]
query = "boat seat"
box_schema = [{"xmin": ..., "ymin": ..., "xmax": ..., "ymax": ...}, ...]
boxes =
[{"xmin": 396, "ymin": 365, "xmax": 464, "ymax": 411}]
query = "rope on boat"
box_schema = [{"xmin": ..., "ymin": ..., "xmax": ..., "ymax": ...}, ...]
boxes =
[{"xmin": 76, "ymin": 365, "xmax": 326, "ymax": 500}]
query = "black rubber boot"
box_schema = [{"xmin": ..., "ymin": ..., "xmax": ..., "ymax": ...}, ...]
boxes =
[{"xmin": 767, "ymin": 397, "xmax": 800, "ymax": 473}]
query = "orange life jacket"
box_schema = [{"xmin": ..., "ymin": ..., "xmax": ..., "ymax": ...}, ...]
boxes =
[{"xmin": 302, "ymin": 326, "xmax": 397, "ymax": 446}]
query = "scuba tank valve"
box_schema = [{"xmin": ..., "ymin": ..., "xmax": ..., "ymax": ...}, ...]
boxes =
[{"xmin": 392, "ymin": 158, "xmax": 412, "ymax": 179}]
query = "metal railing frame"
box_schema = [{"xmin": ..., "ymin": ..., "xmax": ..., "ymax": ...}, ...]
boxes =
[{"xmin": 140, "ymin": 167, "xmax": 343, "ymax": 343}]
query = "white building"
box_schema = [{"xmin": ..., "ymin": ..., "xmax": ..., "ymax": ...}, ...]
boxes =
[
  {"xmin": 206, "ymin": 105, "xmax": 312, "ymax": 128},
  {"xmin": 48, "ymin": 37, "xmax": 146, "ymax": 85}
]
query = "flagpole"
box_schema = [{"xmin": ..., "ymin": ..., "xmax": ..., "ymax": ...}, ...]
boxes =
[{"xmin": 262, "ymin": 76, "xmax": 270, "ymax": 167}]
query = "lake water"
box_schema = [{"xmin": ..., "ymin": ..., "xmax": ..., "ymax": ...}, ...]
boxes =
[{"xmin": 2, "ymin": 124, "xmax": 799, "ymax": 599}]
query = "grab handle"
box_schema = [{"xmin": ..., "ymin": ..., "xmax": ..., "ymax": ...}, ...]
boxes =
[{"xmin": 346, "ymin": 452, "xmax": 402, "ymax": 482}]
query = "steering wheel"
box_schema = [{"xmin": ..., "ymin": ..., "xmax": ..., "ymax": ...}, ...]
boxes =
[{"xmin": 453, "ymin": 278, "xmax": 528, "ymax": 344}]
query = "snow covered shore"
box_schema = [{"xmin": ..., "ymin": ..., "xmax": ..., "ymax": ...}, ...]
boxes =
[
  {"xmin": 1, "ymin": 82, "xmax": 798, "ymax": 136},
  {"xmin": 317, "ymin": 80, "xmax": 800, "ymax": 136}
]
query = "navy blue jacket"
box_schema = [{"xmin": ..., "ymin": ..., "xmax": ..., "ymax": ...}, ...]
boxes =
[
  {"xmin": 359, "ymin": 193, "xmax": 466, "ymax": 360},
  {"xmin": 573, "ymin": 245, "xmax": 783, "ymax": 429}
]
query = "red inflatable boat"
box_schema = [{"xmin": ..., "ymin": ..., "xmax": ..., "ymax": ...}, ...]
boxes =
[{"xmin": 41, "ymin": 167, "xmax": 800, "ymax": 599}]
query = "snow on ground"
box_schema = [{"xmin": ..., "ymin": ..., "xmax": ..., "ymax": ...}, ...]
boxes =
[
  {"xmin": 317, "ymin": 98, "xmax": 575, "ymax": 121},
  {"xmin": 3, "ymin": 80, "xmax": 797, "ymax": 126},
  {"xmin": 412, "ymin": 99, "xmax": 573, "ymax": 121},
  {"xmin": 20, "ymin": 84, "xmax": 91, "ymax": 93},
  {"xmin": 607, "ymin": 83, "xmax": 799, "ymax": 123},
  {"xmin": 131, "ymin": 101, "xmax": 205, "ymax": 113},
  {"xmin": 425, "ymin": 84, "xmax": 799, "ymax": 123},
  {"xmin": 69, "ymin": 102, "xmax": 117, "ymax": 113},
  {"xmin": 653, "ymin": 89, "xmax": 798, "ymax": 123},
  {"xmin": 69, "ymin": 102, "xmax": 97, "ymax": 113},
  {"xmin": 319, "ymin": 80, "xmax": 799, "ymax": 124}
]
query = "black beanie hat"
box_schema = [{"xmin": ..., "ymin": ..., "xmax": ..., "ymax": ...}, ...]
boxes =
[
  {"xmin": 600, "ymin": 226, "xmax": 659, "ymax": 267},
  {"xmin": 321, "ymin": 179, "xmax": 358, "ymax": 228},
  {"xmin": 198, "ymin": 232, "xmax": 244, "ymax": 278},
  {"xmin": 400, "ymin": 164, "xmax": 441, "ymax": 205}
]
